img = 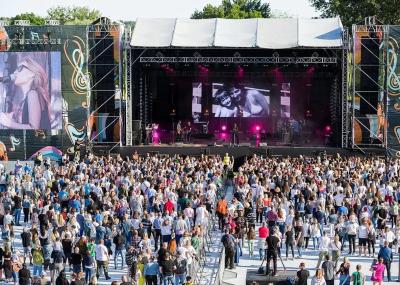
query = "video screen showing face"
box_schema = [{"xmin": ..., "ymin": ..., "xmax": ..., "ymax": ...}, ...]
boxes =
[
  {"xmin": 0, "ymin": 51, "xmax": 62, "ymax": 130},
  {"xmin": 191, "ymin": 82, "xmax": 202, "ymax": 122},
  {"xmin": 211, "ymin": 83, "xmax": 270, "ymax": 118}
]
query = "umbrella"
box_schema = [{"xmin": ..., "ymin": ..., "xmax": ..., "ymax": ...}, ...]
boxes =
[{"xmin": 29, "ymin": 146, "xmax": 62, "ymax": 161}]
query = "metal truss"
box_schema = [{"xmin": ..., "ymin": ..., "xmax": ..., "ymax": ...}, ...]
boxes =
[
  {"xmin": 139, "ymin": 56, "xmax": 337, "ymax": 64},
  {"xmin": 87, "ymin": 19, "xmax": 123, "ymax": 147},
  {"xmin": 124, "ymin": 30, "xmax": 133, "ymax": 146},
  {"xmin": 342, "ymin": 28, "xmax": 350, "ymax": 148},
  {"xmin": 350, "ymin": 23, "xmax": 389, "ymax": 150}
]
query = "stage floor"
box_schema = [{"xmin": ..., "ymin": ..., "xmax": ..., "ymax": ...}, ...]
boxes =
[{"xmin": 93, "ymin": 143, "xmax": 385, "ymax": 159}]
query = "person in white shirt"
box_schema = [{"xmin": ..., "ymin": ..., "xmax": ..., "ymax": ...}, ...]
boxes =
[
  {"xmin": 384, "ymin": 226, "xmax": 396, "ymax": 246},
  {"xmin": 358, "ymin": 219, "xmax": 369, "ymax": 256},
  {"xmin": 95, "ymin": 239, "xmax": 111, "ymax": 280},
  {"xmin": 346, "ymin": 220, "xmax": 359, "ymax": 255},
  {"xmin": 329, "ymin": 235, "xmax": 342, "ymax": 269},
  {"xmin": 195, "ymin": 204, "xmax": 209, "ymax": 227},
  {"xmin": 317, "ymin": 231, "xmax": 330, "ymax": 268}
]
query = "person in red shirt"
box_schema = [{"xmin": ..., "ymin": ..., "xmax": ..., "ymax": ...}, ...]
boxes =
[
  {"xmin": 164, "ymin": 199, "xmax": 174, "ymax": 213},
  {"xmin": 259, "ymin": 222, "xmax": 269, "ymax": 238},
  {"xmin": 258, "ymin": 222, "xmax": 269, "ymax": 260}
]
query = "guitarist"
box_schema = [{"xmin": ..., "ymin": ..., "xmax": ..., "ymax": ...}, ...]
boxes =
[{"xmin": 185, "ymin": 121, "xmax": 192, "ymax": 143}]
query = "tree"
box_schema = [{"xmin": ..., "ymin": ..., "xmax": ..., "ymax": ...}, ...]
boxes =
[
  {"xmin": 309, "ymin": 0, "xmax": 400, "ymax": 27},
  {"xmin": 47, "ymin": 6, "xmax": 102, "ymax": 25},
  {"xmin": 11, "ymin": 13, "xmax": 45, "ymax": 25},
  {"xmin": 191, "ymin": 0, "xmax": 270, "ymax": 19}
]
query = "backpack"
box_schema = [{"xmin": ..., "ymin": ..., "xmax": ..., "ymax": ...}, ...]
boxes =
[
  {"xmin": 32, "ymin": 250, "xmax": 44, "ymax": 265},
  {"xmin": 222, "ymin": 234, "xmax": 235, "ymax": 250},
  {"xmin": 174, "ymin": 258, "xmax": 187, "ymax": 274}
]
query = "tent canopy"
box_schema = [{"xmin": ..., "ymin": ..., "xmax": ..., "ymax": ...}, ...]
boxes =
[{"xmin": 130, "ymin": 17, "xmax": 343, "ymax": 49}]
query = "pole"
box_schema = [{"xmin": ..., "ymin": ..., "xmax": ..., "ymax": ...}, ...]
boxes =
[{"xmin": 23, "ymin": 130, "xmax": 26, "ymax": 160}]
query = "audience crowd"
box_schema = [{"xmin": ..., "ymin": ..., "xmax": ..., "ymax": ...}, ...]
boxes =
[
  {"xmin": 1, "ymin": 151, "xmax": 400, "ymax": 285},
  {"xmin": 0, "ymin": 152, "xmax": 233, "ymax": 285},
  {"xmin": 219, "ymin": 154, "xmax": 400, "ymax": 285}
]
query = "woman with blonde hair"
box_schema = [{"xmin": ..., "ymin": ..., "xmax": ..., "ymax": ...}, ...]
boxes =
[
  {"xmin": 337, "ymin": 256, "xmax": 351, "ymax": 285},
  {"xmin": 311, "ymin": 268, "xmax": 326, "ymax": 285},
  {"xmin": 0, "ymin": 57, "xmax": 51, "ymax": 129}
]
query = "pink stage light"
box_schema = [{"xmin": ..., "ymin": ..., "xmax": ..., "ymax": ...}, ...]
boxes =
[
  {"xmin": 153, "ymin": 132, "xmax": 159, "ymax": 139},
  {"xmin": 221, "ymin": 133, "xmax": 227, "ymax": 139},
  {"xmin": 237, "ymin": 65, "xmax": 244, "ymax": 79},
  {"xmin": 325, "ymin": 125, "xmax": 332, "ymax": 132},
  {"xmin": 255, "ymin": 125, "xmax": 261, "ymax": 131},
  {"xmin": 221, "ymin": 125, "xmax": 227, "ymax": 131}
]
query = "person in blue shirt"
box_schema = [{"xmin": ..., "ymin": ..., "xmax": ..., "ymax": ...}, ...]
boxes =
[
  {"xmin": 70, "ymin": 197, "xmax": 81, "ymax": 213},
  {"xmin": 95, "ymin": 222, "xmax": 106, "ymax": 244},
  {"xmin": 144, "ymin": 256, "xmax": 159, "ymax": 284},
  {"xmin": 94, "ymin": 210, "xmax": 103, "ymax": 224},
  {"xmin": 58, "ymin": 189, "xmax": 68, "ymax": 202},
  {"xmin": 378, "ymin": 241, "xmax": 393, "ymax": 281},
  {"xmin": 337, "ymin": 204, "xmax": 348, "ymax": 216},
  {"xmin": 23, "ymin": 163, "xmax": 31, "ymax": 174}
]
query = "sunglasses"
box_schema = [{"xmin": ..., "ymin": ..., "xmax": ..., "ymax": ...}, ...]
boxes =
[{"xmin": 16, "ymin": 64, "xmax": 30, "ymax": 73}]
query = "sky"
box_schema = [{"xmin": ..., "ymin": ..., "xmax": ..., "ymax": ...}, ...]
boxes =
[{"xmin": 0, "ymin": 0, "xmax": 320, "ymax": 20}]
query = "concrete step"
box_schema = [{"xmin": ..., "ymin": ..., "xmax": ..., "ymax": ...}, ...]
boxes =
[{"xmin": 223, "ymin": 269, "xmax": 238, "ymax": 280}]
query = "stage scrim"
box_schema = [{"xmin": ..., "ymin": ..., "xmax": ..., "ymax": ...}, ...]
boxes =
[{"xmin": 387, "ymin": 26, "xmax": 400, "ymax": 157}]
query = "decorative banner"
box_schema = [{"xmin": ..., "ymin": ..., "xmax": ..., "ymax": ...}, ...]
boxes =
[
  {"xmin": 0, "ymin": 25, "xmax": 89, "ymax": 159},
  {"xmin": 63, "ymin": 36, "xmax": 90, "ymax": 97},
  {"xmin": 9, "ymin": 135, "xmax": 20, "ymax": 151},
  {"xmin": 66, "ymin": 123, "xmax": 86, "ymax": 145},
  {"xmin": 387, "ymin": 26, "xmax": 400, "ymax": 156}
]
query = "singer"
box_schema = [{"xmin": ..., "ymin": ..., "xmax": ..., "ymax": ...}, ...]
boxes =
[{"xmin": 0, "ymin": 56, "xmax": 51, "ymax": 129}]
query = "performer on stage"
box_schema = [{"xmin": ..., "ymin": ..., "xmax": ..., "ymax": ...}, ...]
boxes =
[
  {"xmin": 290, "ymin": 118, "xmax": 301, "ymax": 145},
  {"xmin": 152, "ymin": 123, "xmax": 160, "ymax": 144},
  {"xmin": 231, "ymin": 123, "xmax": 239, "ymax": 146},
  {"xmin": 145, "ymin": 123, "xmax": 153, "ymax": 144},
  {"xmin": 185, "ymin": 121, "xmax": 192, "ymax": 143},
  {"xmin": 176, "ymin": 120, "xmax": 182, "ymax": 142}
]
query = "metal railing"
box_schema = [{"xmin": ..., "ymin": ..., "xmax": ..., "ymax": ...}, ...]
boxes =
[
  {"xmin": 192, "ymin": 206, "xmax": 216, "ymax": 284},
  {"xmin": 213, "ymin": 248, "xmax": 225, "ymax": 285}
]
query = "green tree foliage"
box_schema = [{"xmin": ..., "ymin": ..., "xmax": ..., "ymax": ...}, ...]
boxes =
[
  {"xmin": 191, "ymin": 0, "xmax": 271, "ymax": 19},
  {"xmin": 11, "ymin": 13, "xmax": 45, "ymax": 25},
  {"xmin": 47, "ymin": 6, "xmax": 102, "ymax": 25},
  {"xmin": 309, "ymin": 0, "xmax": 400, "ymax": 27}
]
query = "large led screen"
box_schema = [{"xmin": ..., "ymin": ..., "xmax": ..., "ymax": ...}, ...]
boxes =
[
  {"xmin": 0, "ymin": 52, "xmax": 62, "ymax": 130},
  {"xmin": 211, "ymin": 83, "xmax": 270, "ymax": 118}
]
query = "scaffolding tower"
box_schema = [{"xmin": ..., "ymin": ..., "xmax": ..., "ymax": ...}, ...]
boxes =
[
  {"xmin": 350, "ymin": 17, "xmax": 389, "ymax": 152},
  {"xmin": 87, "ymin": 17, "xmax": 123, "ymax": 151}
]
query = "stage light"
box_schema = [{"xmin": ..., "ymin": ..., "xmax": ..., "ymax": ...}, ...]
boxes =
[
  {"xmin": 221, "ymin": 125, "xmax": 227, "ymax": 131},
  {"xmin": 236, "ymin": 65, "xmax": 244, "ymax": 79},
  {"xmin": 255, "ymin": 125, "xmax": 261, "ymax": 131},
  {"xmin": 325, "ymin": 125, "xmax": 332, "ymax": 132}
]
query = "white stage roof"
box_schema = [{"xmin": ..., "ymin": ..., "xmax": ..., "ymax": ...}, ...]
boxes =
[{"xmin": 130, "ymin": 17, "xmax": 343, "ymax": 49}]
